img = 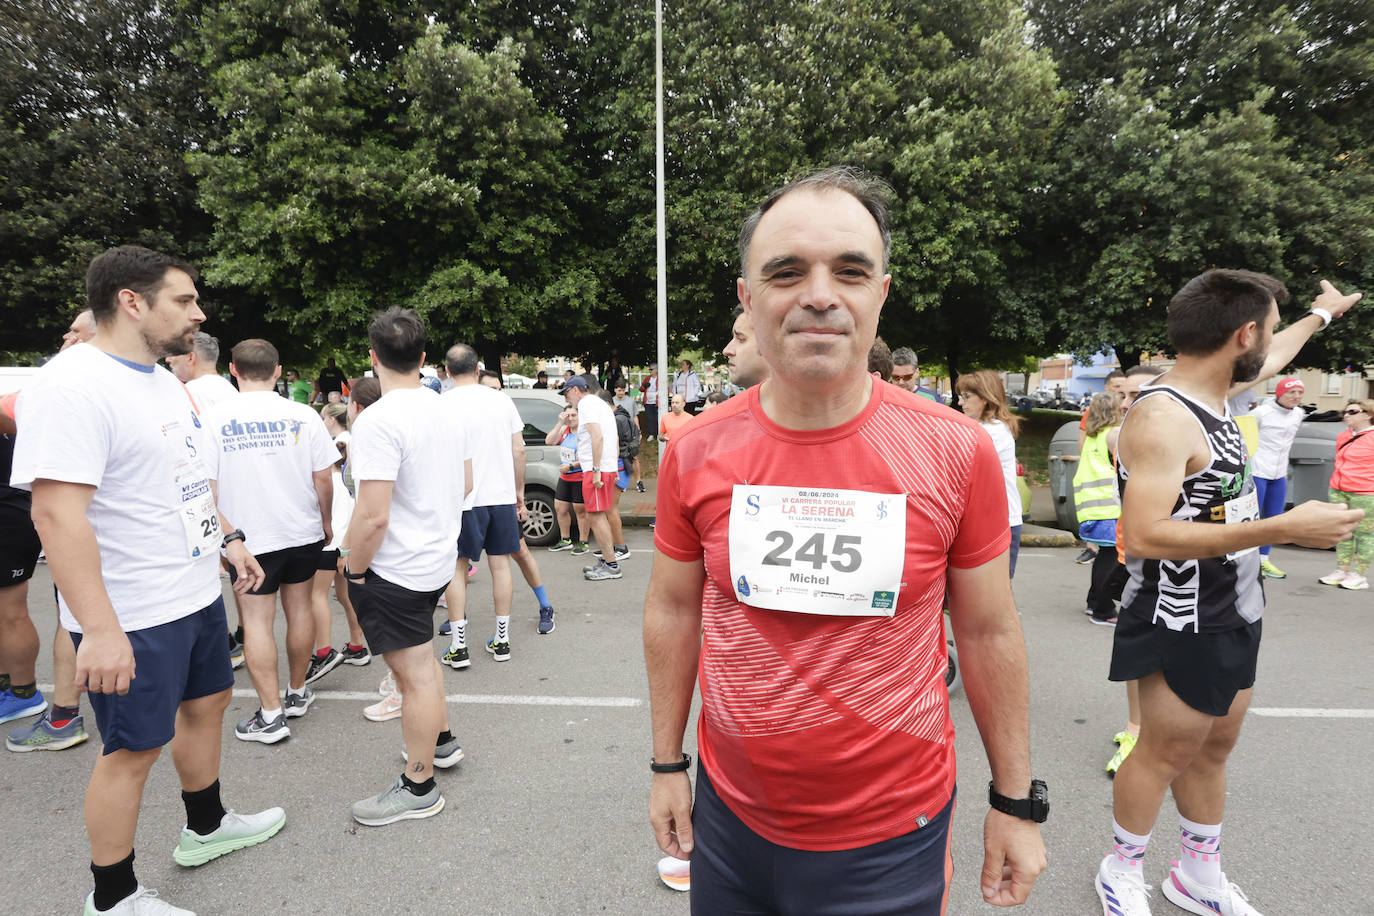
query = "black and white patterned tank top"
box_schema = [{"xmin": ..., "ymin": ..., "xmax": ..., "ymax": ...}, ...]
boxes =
[{"xmin": 1119, "ymin": 384, "xmax": 1264, "ymax": 633}]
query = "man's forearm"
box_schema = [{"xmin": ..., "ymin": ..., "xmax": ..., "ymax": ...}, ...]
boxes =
[
  {"xmin": 346, "ymin": 513, "xmax": 388, "ymax": 572},
  {"xmin": 644, "ymin": 596, "xmax": 702, "ymax": 761},
  {"xmin": 31, "ymin": 513, "xmax": 119, "ymax": 634},
  {"xmin": 955, "ymin": 612, "xmax": 1033, "ymax": 795},
  {"xmin": 1127, "ymin": 515, "xmax": 1289, "ymax": 562},
  {"xmin": 589, "ymin": 429, "xmax": 604, "ymax": 470},
  {"xmin": 313, "ymin": 474, "xmax": 333, "ymax": 534},
  {"xmin": 513, "ymin": 443, "xmax": 526, "ymax": 499}
]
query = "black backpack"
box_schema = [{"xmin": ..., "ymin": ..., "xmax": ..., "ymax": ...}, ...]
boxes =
[{"xmin": 615, "ymin": 406, "xmax": 640, "ymax": 456}]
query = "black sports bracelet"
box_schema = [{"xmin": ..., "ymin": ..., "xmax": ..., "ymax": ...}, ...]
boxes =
[{"xmin": 650, "ymin": 753, "xmax": 692, "ymax": 774}]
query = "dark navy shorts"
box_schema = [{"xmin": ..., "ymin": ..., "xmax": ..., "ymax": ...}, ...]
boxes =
[
  {"xmin": 690, "ymin": 764, "xmax": 954, "ymax": 915},
  {"xmin": 457, "ymin": 504, "xmax": 521, "ymax": 560},
  {"xmin": 74, "ymin": 596, "xmax": 234, "ymax": 754},
  {"xmin": 0, "ymin": 508, "xmax": 41, "ymax": 587},
  {"xmin": 228, "ymin": 539, "xmax": 325, "ymax": 595}
]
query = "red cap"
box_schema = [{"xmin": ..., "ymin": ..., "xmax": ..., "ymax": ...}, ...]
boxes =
[{"xmin": 1275, "ymin": 377, "xmax": 1304, "ymax": 399}]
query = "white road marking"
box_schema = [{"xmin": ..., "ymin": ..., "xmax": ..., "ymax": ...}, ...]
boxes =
[
  {"xmin": 38, "ymin": 683, "xmax": 641, "ymax": 709},
  {"xmin": 1251, "ymin": 707, "xmax": 1374, "ymax": 719}
]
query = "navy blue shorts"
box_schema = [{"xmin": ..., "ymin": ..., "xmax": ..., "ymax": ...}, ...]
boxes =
[
  {"xmin": 74, "ymin": 596, "xmax": 234, "ymax": 754},
  {"xmin": 457, "ymin": 504, "xmax": 521, "ymax": 560},
  {"xmin": 690, "ymin": 764, "xmax": 954, "ymax": 915}
]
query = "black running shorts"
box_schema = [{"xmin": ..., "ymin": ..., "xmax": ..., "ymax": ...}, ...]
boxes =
[{"xmin": 1109, "ymin": 611, "xmax": 1261, "ymax": 717}]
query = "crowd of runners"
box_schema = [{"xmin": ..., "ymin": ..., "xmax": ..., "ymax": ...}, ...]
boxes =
[{"xmin": 0, "ymin": 165, "xmax": 1364, "ymax": 915}]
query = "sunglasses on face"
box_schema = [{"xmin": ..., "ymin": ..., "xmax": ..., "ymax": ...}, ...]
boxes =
[{"xmin": 1345, "ymin": 408, "xmax": 1364, "ymax": 416}]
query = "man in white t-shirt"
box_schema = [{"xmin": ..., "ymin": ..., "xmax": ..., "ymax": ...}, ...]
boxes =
[
  {"xmin": 438, "ymin": 344, "xmax": 539, "ymax": 666},
  {"xmin": 1251, "ymin": 376, "xmax": 1309, "ymax": 579},
  {"xmin": 640, "ymin": 365, "xmax": 660, "ymax": 441},
  {"xmin": 167, "ymin": 331, "xmax": 238, "ymax": 413},
  {"xmin": 563, "ymin": 377, "xmax": 622, "ymax": 580},
  {"xmin": 165, "ymin": 330, "xmax": 247, "ymax": 668},
  {"xmin": 205, "ymin": 338, "xmax": 337, "ymax": 745},
  {"xmin": 341, "ymin": 307, "xmax": 470, "ymax": 827},
  {"xmin": 11, "ymin": 245, "xmax": 284, "ymax": 915}
]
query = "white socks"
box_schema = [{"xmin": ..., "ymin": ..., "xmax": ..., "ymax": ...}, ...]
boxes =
[
  {"xmin": 495, "ymin": 615, "xmax": 509, "ymax": 643},
  {"xmin": 1110, "ymin": 819, "xmax": 1151, "ymax": 872},
  {"xmin": 1178, "ymin": 816, "xmax": 1222, "ymax": 888}
]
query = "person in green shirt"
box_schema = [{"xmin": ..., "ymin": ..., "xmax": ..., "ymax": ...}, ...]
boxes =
[{"xmin": 285, "ymin": 369, "xmax": 312, "ymax": 404}]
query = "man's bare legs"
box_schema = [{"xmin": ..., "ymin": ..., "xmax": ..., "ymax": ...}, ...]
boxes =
[
  {"xmin": 309, "ymin": 568, "xmax": 335, "ymax": 653},
  {"xmin": 587, "ymin": 510, "xmax": 616, "ymax": 564},
  {"xmin": 333, "ymin": 572, "xmax": 365, "ymax": 647},
  {"xmin": 386, "ymin": 643, "xmax": 447, "ymax": 780},
  {"xmin": 278, "ymin": 580, "xmax": 314, "ymax": 692},
  {"xmin": 0, "ymin": 581, "xmax": 39, "ymax": 687},
  {"xmin": 1112, "ymin": 672, "xmax": 1217, "ymax": 835},
  {"xmin": 607, "ymin": 485, "xmax": 626, "ymax": 548},
  {"xmin": 87, "ymin": 747, "xmax": 162, "ymax": 866},
  {"xmin": 170, "ymin": 689, "xmax": 231, "ymax": 793},
  {"xmin": 239, "ymin": 593, "xmax": 283, "ymax": 712}
]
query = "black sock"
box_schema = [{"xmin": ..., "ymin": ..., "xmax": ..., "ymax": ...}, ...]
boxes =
[
  {"xmin": 10, "ymin": 681, "xmax": 37, "ymax": 700},
  {"xmin": 401, "ymin": 773, "xmax": 436, "ymax": 796},
  {"xmin": 0, "ymin": 673, "xmax": 9, "ymax": 692},
  {"xmin": 233, "ymin": 625, "xmax": 244, "ymax": 644},
  {"xmin": 182, "ymin": 780, "xmax": 227, "ymax": 836},
  {"xmin": 436, "ymin": 730, "xmax": 454, "ymax": 746},
  {"xmin": 51, "ymin": 703, "xmax": 81, "ymax": 725},
  {"xmin": 91, "ymin": 851, "xmax": 138, "ymax": 912}
]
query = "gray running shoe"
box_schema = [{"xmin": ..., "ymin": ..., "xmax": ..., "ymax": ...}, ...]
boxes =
[
  {"xmin": 7, "ymin": 708, "xmax": 88, "ymax": 752},
  {"xmin": 282, "ymin": 688, "xmax": 316, "ymax": 719},
  {"xmin": 583, "ymin": 561, "xmax": 623, "ymax": 581},
  {"xmin": 351, "ymin": 778, "xmax": 445, "ymax": 827},
  {"xmin": 401, "ymin": 735, "xmax": 465, "ymax": 768},
  {"xmin": 234, "ymin": 709, "xmax": 289, "ymax": 744}
]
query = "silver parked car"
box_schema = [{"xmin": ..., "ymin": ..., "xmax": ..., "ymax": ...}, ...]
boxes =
[{"xmin": 506, "ymin": 388, "xmax": 568, "ymax": 547}]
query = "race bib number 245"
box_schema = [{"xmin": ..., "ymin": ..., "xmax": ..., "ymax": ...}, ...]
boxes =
[{"xmin": 728, "ymin": 485, "xmax": 906, "ymax": 617}]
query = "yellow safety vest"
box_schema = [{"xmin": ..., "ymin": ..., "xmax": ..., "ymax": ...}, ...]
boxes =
[{"xmin": 1073, "ymin": 427, "xmax": 1121, "ymax": 522}]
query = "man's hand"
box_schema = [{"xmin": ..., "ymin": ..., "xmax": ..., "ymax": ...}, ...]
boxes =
[
  {"xmin": 594, "ymin": 475, "xmax": 604, "ymax": 489},
  {"xmin": 1281, "ymin": 500, "xmax": 1364, "ymax": 548},
  {"xmin": 1313, "ymin": 279, "xmax": 1362, "ymax": 318},
  {"xmin": 322, "ymin": 521, "xmax": 334, "ymax": 546},
  {"xmin": 649, "ymin": 771, "xmax": 694, "ymax": 859},
  {"xmin": 75, "ymin": 627, "xmax": 136, "ymax": 695},
  {"xmin": 517, "ymin": 502, "xmax": 529, "ymax": 524},
  {"xmin": 980, "ymin": 810, "xmax": 1046, "ymax": 907},
  {"xmin": 226, "ymin": 541, "xmax": 265, "ymax": 594}
]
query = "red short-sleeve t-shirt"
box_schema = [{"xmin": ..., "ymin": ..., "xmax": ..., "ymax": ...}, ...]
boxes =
[{"xmin": 654, "ymin": 382, "xmax": 1010, "ymax": 851}]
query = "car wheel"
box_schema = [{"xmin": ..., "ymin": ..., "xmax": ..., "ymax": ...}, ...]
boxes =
[{"xmin": 522, "ymin": 487, "xmax": 558, "ymax": 547}]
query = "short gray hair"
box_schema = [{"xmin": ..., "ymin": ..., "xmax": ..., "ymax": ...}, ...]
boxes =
[
  {"xmin": 738, "ymin": 166, "xmax": 894, "ymax": 276},
  {"xmin": 891, "ymin": 346, "xmax": 917, "ymax": 369},
  {"xmin": 192, "ymin": 331, "xmax": 220, "ymax": 364}
]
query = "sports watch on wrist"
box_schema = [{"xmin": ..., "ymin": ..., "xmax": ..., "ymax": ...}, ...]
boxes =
[
  {"xmin": 222, "ymin": 530, "xmax": 246, "ymax": 548},
  {"xmin": 988, "ymin": 780, "xmax": 1049, "ymax": 823}
]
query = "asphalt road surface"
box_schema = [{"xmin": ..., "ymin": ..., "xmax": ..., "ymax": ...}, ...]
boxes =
[{"xmin": 3, "ymin": 535, "xmax": 1369, "ymax": 914}]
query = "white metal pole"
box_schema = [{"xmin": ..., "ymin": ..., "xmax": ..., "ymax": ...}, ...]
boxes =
[{"xmin": 655, "ymin": 0, "xmax": 668, "ymax": 392}]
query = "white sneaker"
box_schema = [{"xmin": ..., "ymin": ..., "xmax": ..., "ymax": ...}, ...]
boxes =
[
  {"xmin": 1162, "ymin": 862, "xmax": 1262, "ymax": 916},
  {"xmin": 1318, "ymin": 569, "xmax": 1349, "ymax": 586},
  {"xmin": 1096, "ymin": 855, "xmax": 1153, "ymax": 915},
  {"xmin": 657, "ymin": 855, "xmax": 690, "ymax": 892},
  {"xmin": 84, "ymin": 886, "xmax": 195, "ymax": 915},
  {"xmin": 1339, "ymin": 573, "xmax": 1369, "ymax": 590},
  {"xmin": 378, "ymin": 671, "xmax": 396, "ymax": 696}
]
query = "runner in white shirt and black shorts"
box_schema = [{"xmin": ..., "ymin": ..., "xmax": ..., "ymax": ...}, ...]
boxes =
[
  {"xmin": 341, "ymin": 307, "xmax": 471, "ymax": 827},
  {"xmin": 205, "ymin": 338, "xmax": 338, "ymax": 746}
]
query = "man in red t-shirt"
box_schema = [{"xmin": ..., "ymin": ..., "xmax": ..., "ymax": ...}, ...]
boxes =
[{"xmin": 644, "ymin": 168, "xmax": 1046, "ymax": 912}]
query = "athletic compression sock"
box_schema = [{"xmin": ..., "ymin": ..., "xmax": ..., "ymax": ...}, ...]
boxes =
[
  {"xmin": 532, "ymin": 585, "xmax": 550, "ymax": 607},
  {"xmin": 401, "ymin": 773, "xmax": 436, "ymax": 796},
  {"xmin": 91, "ymin": 851, "xmax": 138, "ymax": 911},
  {"xmin": 495, "ymin": 616, "xmax": 509, "ymax": 643},
  {"xmin": 51, "ymin": 703, "xmax": 80, "ymax": 728},
  {"xmin": 10, "ymin": 681, "xmax": 37, "ymax": 700},
  {"xmin": 1178, "ymin": 816, "xmax": 1222, "ymax": 888},
  {"xmin": 437, "ymin": 730, "xmax": 454, "ymax": 746},
  {"xmin": 182, "ymin": 779, "xmax": 227, "ymax": 837},
  {"xmin": 1110, "ymin": 819, "xmax": 1151, "ymax": 872}
]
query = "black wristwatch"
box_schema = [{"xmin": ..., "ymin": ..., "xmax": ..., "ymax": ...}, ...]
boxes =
[
  {"xmin": 222, "ymin": 530, "xmax": 246, "ymax": 548},
  {"xmin": 988, "ymin": 780, "xmax": 1049, "ymax": 823},
  {"xmin": 650, "ymin": 752, "xmax": 692, "ymax": 774}
]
